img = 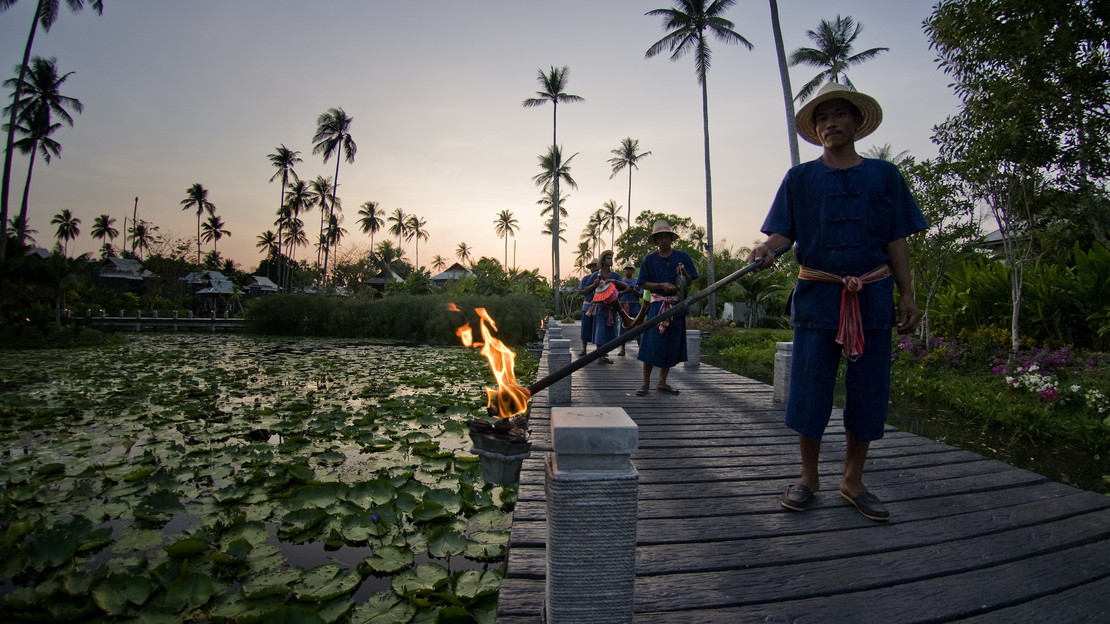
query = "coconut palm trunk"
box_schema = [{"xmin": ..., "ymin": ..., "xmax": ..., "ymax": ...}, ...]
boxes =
[
  {"xmin": 769, "ymin": 0, "xmax": 800, "ymax": 167},
  {"xmin": 0, "ymin": 2, "xmax": 40, "ymax": 262}
]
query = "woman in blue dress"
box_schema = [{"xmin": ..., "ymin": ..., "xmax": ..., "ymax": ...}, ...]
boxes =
[
  {"xmin": 616, "ymin": 263, "xmax": 642, "ymax": 356},
  {"xmin": 588, "ymin": 250, "xmax": 625, "ymax": 364},
  {"xmin": 635, "ymin": 220, "xmax": 697, "ymax": 395},
  {"xmin": 577, "ymin": 259, "xmax": 599, "ymax": 356}
]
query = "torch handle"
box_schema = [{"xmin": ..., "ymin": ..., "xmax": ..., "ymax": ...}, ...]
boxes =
[{"xmin": 527, "ymin": 245, "xmax": 792, "ymax": 396}]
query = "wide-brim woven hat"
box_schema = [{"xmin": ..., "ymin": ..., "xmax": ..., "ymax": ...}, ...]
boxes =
[
  {"xmin": 795, "ymin": 82, "xmax": 883, "ymax": 146},
  {"xmin": 647, "ymin": 220, "xmax": 677, "ymax": 244}
]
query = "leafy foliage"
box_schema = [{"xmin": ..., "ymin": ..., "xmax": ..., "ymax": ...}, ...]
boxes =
[{"xmin": 0, "ymin": 335, "xmax": 527, "ymax": 622}]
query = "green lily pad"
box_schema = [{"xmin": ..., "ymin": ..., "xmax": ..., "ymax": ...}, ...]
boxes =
[
  {"xmin": 133, "ymin": 490, "xmax": 183, "ymax": 523},
  {"xmin": 427, "ymin": 528, "xmax": 468, "ymax": 558},
  {"xmin": 411, "ymin": 501, "xmax": 453, "ymax": 523},
  {"xmin": 347, "ymin": 479, "xmax": 395, "ymax": 508},
  {"xmin": 391, "ymin": 563, "xmax": 449, "ymax": 596},
  {"xmin": 164, "ymin": 537, "xmax": 209, "ymax": 558},
  {"xmin": 162, "ymin": 571, "xmax": 215, "ymax": 613},
  {"xmin": 241, "ymin": 567, "xmax": 301, "ymax": 599},
  {"xmin": 452, "ymin": 569, "xmax": 502, "ymax": 601},
  {"xmin": 91, "ymin": 573, "xmax": 156, "ymax": 615},
  {"xmin": 463, "ymin": 531, "xmax": 509, "ymax": 561},
  {"xmin": 340, "ymin": 510, "xmax": 389, "ymax": 542},
  {"xmin": 350, "ymin": 591, "xmax": 416, "ymax": 624},
  {"xmin": 293, "ymin": 564, "xmax": 361, "ymax": 602},
  {"xmin": 424, "ymin": 489, "xmax": 464, "ymax": 514},
  {"xmin": 359, "ymin": 545, "xmax": 414, "ymax": 574},
  {"xmin": 278, "ymin": 508, "xmax": 327, "ymax": 537}
]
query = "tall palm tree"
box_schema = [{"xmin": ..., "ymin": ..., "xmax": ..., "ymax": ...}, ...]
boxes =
[
  {"xmin": 493, "ymin": 209, "xmax": 519, "ymax": 268},
  {"xmin": 387, "ymin": 207, "xmax": 408, "ymax": 251},
  {"xmin": 863, "ymin": 143, "xmax": 911, "ymax": 166},
  {"xmin": 455, "ymin": 241, "xmax": 473, "ymax": 266},
  {"xmin": 357, "ymin": 200, "xmax": 383, "ymax": 250},
  {"xmin": 574, "ymin": 241, "xmax": 591, "ymax": 273},
  {"xmin": 4, "ymin": 56, "xmax": 82, "ymax": 242},
  {"xmin": 130, "ymin": 219, "xmax": 152, "ymax": 261},
  {"xmin": 406, "ymin": 214, "xmax": 428, "ymax": 269},
  {"xmin": 267, "ymin": 143, "xmax": 301, "ymax": 238},
  {"xmin": 431, "ymin": 254, "xmax": 447, "ymax": 273},
  {"xmin": 769, "ymin": 0, "xmax": 800, "ymax": 167},
  {"xmin": 90, "ymin": 213, "xmax": 116, "ymax": 255},
  {"xmin": 607, "ymin": 137, "xmax": 652, "ymax": 227},
  {"xmin": 534, "ymin": 145, "xmax": 577, "ymax": 297},
  {"xmin": 581, "ymin": 213, "xmax": 602, "ymax": 260},
  {"xmin": 598, "ymin": 199, "xmax": 625, "ymax": 253},
  {"xmin": 180, "ymin": 183, "xmax": 215, "ymax": 265},
  {"xmin": 281, "ymin": 179, "xmax": 316, "ymax": 291},
  {"xmin": 325, "ymin": 211, "xmax": 346, "ymax": 269},
  {"xmin": 789, "ymin": 15, "xmax": 888, "ymax": 102},
  {"xmin": 311, "ymin": 107, "xmax": 356, "ymax": 278},
  {"xmin": 373, "ymin": 240, "xmax": 405, "ymax": 273},
  {"xmin": 49, "ymin": 207, "xmax": 78, "ymax": 256},
  {"xmin": 646, "ymin": 0, "xmax": 752, "ymax": 319},
  {"xmin": 201, "ymin": 213, "xmax": 231, "ymax": 256},
  {"xmin": 308, "ymin": 175, "xmax": 334, "ymax": 269},
  {"xmin": 523, "ymin": 66, "xmax": 583, "ymax": 315},
  {"xmin": 283, "ymin": 218, "xmax": 308, "ymax": 265},
  {"xmin": 0, "ymin": 0, "xmax": 102, "ymax": 264}
]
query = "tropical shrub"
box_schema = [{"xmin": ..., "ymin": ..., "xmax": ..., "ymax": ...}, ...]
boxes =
[{"xmin": 246, "ymin": 294, "xmax": 547, "ymax": 345}]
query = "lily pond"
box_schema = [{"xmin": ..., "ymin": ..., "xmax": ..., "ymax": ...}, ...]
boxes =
[{"xmin": 0, "ymin": 334, "xmax": 535, "ymax": 623}]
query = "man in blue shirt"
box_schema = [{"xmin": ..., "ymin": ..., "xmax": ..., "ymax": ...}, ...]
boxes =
[{"xmin": 748, "ymin": 83, "xmax": 927, "ymax": 521}]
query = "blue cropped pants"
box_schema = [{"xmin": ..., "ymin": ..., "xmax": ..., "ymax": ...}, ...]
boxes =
[{"xmin": 785, "ymin": 327, "xmax": 892, "ymax": 442}]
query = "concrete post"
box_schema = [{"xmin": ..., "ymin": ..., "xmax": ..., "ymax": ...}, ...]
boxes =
[
  {"xmin": 173, "ymin": 310, "xmax": 179, "ymax": 332},
  {"xmin": 684, "ymin": 330, "xmax": 702, "ymax": 367},
  {"xmin": 547, "ymin": 339, "xmax": 572, "ymax": 406},
  {"xmin": 547, "ymin": 325, "xmax": 563, "ymax": 345},
  {"xmin": 546, "ymin": 407, "xmax": 639, "ymax": 624},
  {"xmin": 774, "ymin": 341, "xmax": 793, "ymax": 403}
]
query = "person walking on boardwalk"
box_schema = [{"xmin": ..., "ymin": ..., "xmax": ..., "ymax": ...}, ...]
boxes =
[
  {"xmin": 577, "ymin": 259, "xmax": 599, "ymax": 356},
  {"xmin": 636, "ymin": 220, "xmax": 697, "ymax": 396},
  {"xmin": 617, "ymin": 263, "xmax": 642, "ymax": 356},
  {"xmin": 587, "ymin": 250, "xmax": 627, "ymax": 365},
  {"xmin": 747, "ymin": 83, "xmax": 927, "ymax": 522}
]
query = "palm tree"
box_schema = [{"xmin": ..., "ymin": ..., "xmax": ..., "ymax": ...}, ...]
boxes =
[
  {"xmin": 0, "ymin": 0, "xmax": 102, "ymax": 264},
  {"xmin": 582, "ymin": 211, "xmax": 603, "ymax": 260},
  {"xmin": 325, "ymin": 211, "xmax": 346, "ymax": 269},
  {"xmin": 406, "ymin": 214, "xmax": 428, "ymax": 269},
  {"xmin": 607, "ymin": 137, "xmax": 652, "ymax": 227},
  {"xmin": 574, "ymin": 241, "xmax": 591, "ymax": 273},
  {"xmin": 863, "ymin": 143, "xmax": 911, "ymax": 166},
  {"xmin": 431, "ymin": 254, "xmax": 448, "ymax": 273},
  {"xmin": 9, "ymin": 214, "xmax": 36, "ymax": 245},
  {"xmin": 180, "ymin": 183, "xmax": 215, "ymax": 265},
  {"xmin": 130, "ymin": 219, "xmax": 152, "ymax": 261},
  {"xmin": 4, "ymin": 56, "xmax": 82, "ymax": 243},
  {"xmin": 357, "ymin": 200, "xmax": 383, "ymax": 250},
  {"xmin": 455, "ymin": 241, "xmax": 473, "ymax": 266},
  {"xmin": 267, "ymin": 143, "xmax": 301, "ymax": 235},
  {"xmin": 769, "ymin": 0, "xmax": 800, "ymax": 167},
  {"xmin": 312, "ymin": 107, "xmax": 356, "ymax": 278},
  {"xmin": 201, "ymin": 213, "xmax": 231, "ymax": 256},
  {"xmin": 373, "ymin": 240, "xmax": 405, "ymax": 273},
  {"xmin": 283, "ymin": 218, "xmax": 308, "ymax": 265},
  {"xmin": 789, "ymin": 15, "xmax": 889, "ymax": 102},
  {"xmin": 523, "ymin": 65, "xmax": 584, "ymax": 315},
  {"xmin": 534, "ymin": 144, "xmax": 578, "ymax": 298},
  {"xmin": 90, "ymin": 213, "xmax": 117, "ymax": 255},
  {"xmin": 493, "ymin": 209, "xmax": 519, "ymax": 268},
  {"xmin": 598, "ymin": 199, "xmax": 625, "ymax": 253},
  {"xmin": 49, "ymin": 207, "xmax": 78, "ymax": 256},
  {"xmin": 281, "ymin": 179, "xmax": 316, "ymax": 290},
  {"xmin": 646, "ymin": 0, "xmax": 752, "ymax": 319},
  {"xmin": 308, "ymin": 175, "xmax": 334, "ymax": 269},
  {"xmin": 256, "ymin": 229, "xmax": 279, "ymax": 258},
  {"xmin": 387, "ymin": 207, "xmax": 409, "ymax": 251}
]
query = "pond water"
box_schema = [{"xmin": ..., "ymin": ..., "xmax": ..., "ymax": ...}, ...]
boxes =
[{"xmin": 0, "ymin": 334, "xmax": 523, "ymax": 622}]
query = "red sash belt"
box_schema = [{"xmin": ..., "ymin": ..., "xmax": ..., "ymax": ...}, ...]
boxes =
[
  {"xmin": 649, "ymin": 293, "xmax": 680, "ymax": 334},
  {"xmin": 798, "ymin": 264, "xmax": 891, "ymax": 360}
]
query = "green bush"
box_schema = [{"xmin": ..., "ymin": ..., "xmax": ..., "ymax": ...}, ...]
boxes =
[
  {"xmin": 245, "ymin": 293, "xmax": 547, "ymax": 345},
  {"xmin": 703, "ymin": 327, "xmax": 793, "ymax": 384}
]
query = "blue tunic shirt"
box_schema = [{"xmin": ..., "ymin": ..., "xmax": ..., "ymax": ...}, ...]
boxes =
[
  {"xmin": 761, "ymin": 158, "xmax": 927, "ymax": 330},
  {"xmin": 636, "ymin": 249, "xmax": 699, "ymax": 367}
]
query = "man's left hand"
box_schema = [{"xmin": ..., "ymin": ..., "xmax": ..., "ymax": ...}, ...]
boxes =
[{"xmin": 897, "ymin": 295, "xmax": 921, "ymax": 335}]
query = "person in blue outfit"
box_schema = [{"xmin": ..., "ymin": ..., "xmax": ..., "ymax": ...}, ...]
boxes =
[
  {"xmin": 617, "ymin": 263, "xmax": 642, "ymax": 356},
  {"xmin": 636, "ymin": 220, "xmax": 697, "ymax": 396},
  {"xmin": 587, "ymin": 250, "xmax": 626, "ymax": 364},
  {"xmin": 577, "ymin": 259, "xmax": 599, "ymax": 357},
  {"xmin": 747, "ymin": 83, "xmax": 927, "ymax": 522}
]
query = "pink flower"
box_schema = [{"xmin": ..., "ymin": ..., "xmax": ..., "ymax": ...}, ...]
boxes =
[{"xmin": 1038, "ymin": 387, "xmax": 1059, "ymax": 400}]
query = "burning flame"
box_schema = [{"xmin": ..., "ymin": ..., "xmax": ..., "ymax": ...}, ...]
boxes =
[{"xmin": 451, "ymin": 304, "xmax": 531, "ymax": 418}]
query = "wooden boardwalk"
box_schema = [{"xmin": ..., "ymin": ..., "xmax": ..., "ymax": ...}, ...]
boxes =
[{"xmin": 497, "ymin": 327, "xmax": 1110, "ymax": 623}]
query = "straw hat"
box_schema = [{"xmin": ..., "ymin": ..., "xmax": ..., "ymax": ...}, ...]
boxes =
[
  {"xmin": 585, "ymin": 258, "xmax": 598, "ymax": 269},
  {"xmin": 647, "ymin": 220, "xmax": 677, "ymax": 244},
  {"xmin": 794, "ymin": 82, "xmax": 883, "ymax": 146}
]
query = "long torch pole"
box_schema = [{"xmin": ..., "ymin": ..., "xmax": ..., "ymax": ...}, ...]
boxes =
[{"xmin": 527, "ymin": 245, "xmax": 792, "ymax": 396}]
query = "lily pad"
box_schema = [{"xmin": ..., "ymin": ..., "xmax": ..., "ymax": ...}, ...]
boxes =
[
  {"xmin": 340, "ymin": 510, "xmax": 389, "ymax": 542},
  {"xmin": 350, "ymin": 591, "xmax": 416, "ymax": 624},
  {"xmin": 452, "ymin": 569, "xmax": 502, "ymax": 601},
  {"xmin": 391, "ymin": 563, "xmax": 450, "ymax": 596},
  {"xmin": 293, "ymin": 563, "xmax": 361, "ymax": 602},
  {"xmin": 359, "ymin": 545, "xmax": 414, "ymax": 574},
  {"xmin": 162, "ymin": 571, "xmax": 215, "ymax": 613}
]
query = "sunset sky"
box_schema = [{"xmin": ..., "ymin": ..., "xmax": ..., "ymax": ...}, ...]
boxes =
[{"xmin": 0, "ymin": 1, "xmax": 959, "ymax": 277}]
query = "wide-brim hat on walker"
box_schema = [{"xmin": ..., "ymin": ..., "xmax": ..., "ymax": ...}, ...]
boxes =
[
  {"xmin": 794, "ymin": 82, "xmax": 883, "ymax": 146},
  {"xmin": 648, "ymin": 220, "xmax": 677, "ymax": 244}
]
